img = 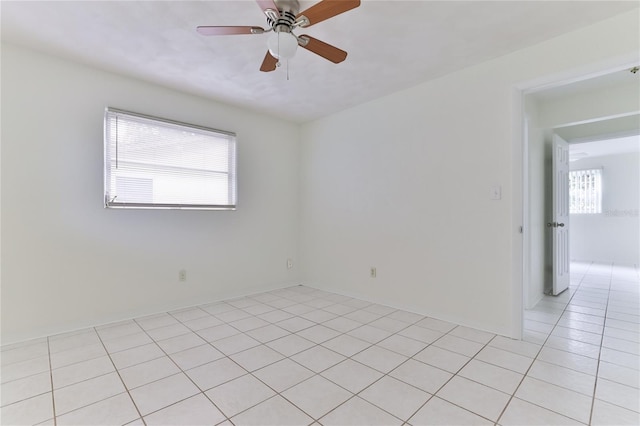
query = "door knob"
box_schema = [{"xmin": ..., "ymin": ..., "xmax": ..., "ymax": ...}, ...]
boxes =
[{"xmin": 547, "ymin": 222, "xmax": 565, "ymax": 228}]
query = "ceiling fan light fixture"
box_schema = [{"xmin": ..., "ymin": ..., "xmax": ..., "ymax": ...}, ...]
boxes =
[{"xmin": 267, "ymin": 30, "xmax": 298, "ymax": 60}]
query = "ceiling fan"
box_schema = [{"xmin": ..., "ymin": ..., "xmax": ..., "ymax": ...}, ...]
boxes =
[{"xmin": 197, "ymin": 0, "xmax": 361, "ymax": 72}]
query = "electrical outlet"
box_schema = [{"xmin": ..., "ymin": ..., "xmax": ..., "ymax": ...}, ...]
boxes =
[
  {"xmin": 179, "ymin": 269, "xmax": 187, "ymax": 282},
  {"xmin": 287, "ymin": 258, "xmax": 293, "ymax": 269},
  {"xmin": 370, "ymin": 267, "xmax": 377, "ymax": 278}
]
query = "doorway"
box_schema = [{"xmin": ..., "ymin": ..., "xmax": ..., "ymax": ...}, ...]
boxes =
[{"xmin": 521, "ymin": 67, "xmax": 640, "ymax": 341}]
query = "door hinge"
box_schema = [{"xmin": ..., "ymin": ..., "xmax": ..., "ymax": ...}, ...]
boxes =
[{"xmin": 519, "ymin": 226, "xmax": 523, "ymax": 234}]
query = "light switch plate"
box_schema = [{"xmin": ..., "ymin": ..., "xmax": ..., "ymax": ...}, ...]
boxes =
[{"xmin": 490, "ymin": 185, "xmax": 502, "ymax": 200}]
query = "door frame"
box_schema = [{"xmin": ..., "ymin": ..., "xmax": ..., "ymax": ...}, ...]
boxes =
[{"xmin": 511, "ymin": 53, "xmax": 638, "ymax": 340}]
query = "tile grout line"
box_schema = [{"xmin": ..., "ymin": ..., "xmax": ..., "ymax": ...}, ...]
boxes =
[
  {"xmin": 3, "ymin": 276, "xmax": 636, "ymax": 425},
  {"xmin": 302, "ymin": 298, "xmax": 507, "ymax": 423},
  {"xmin": 306, "ymin": 315, "xmax": 437, "ymax": 424},
  {"xmin": 396, "ymin": 329, "xmax": 505, "ymax": 426},
  {"xmin": 514, "ymin": 262, "xmax": 639, "ymax": 423},
  {"xmin": 218, "ymin": 289, "xmax": 372, "ymax": 424},
  {"xmin": 131, "ymin": 315, "xmax": 234, "ymax": 425},
  {"xmin": 46, "ymin": 335, "xmax": 58, "ymax": 426},
  {"xmin": 93, "ymin": 326, "xmax": 147, "ymax": 426},
  {"xmin": 289, "ymin": 311, "xmax": 506, "ymax": 425},
  {"xmin": 12, "ymin": 297, "xmax": 432, "ymax": 421},
  {"xmin": 213, "ymin": 292, "xmax": 394, "ymax": 424},
  {"xmin": 0, "ymin": 348, "xmax": 48, "ymax": 369},
  {"xmin": 587, "ymin": 262, "xmax": 613, "ymax": 425},
  {"xmin": 4, "ymin": 289, "xmax": 507, "ymax": 424},
  {"xmin": 139, "ymin": 290, "xmax": 367, "ymax": 423},
  {"xmin": 101, "ymin": 295, "xmax": 329, "ymax": 423},
  {"xmin": 188, "ymin": 290, "xmax": 440, "ymax": 424},
  {"xmin": 276, "ymin": 308, "xmax": 419, "ymax": 424},
  {"xmin": 0, "ymin": 367, "xmax": 52, "ymax": 408},
  {"xmin": 496, "ymin": 261, "xmax": 596, "ymax": 425},
  {"xmin": 232, "ymin": 318, "xmax": 341, "ymax": 423}
]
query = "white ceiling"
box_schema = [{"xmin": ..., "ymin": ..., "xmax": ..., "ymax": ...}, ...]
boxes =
[
  {"xmin": 2, "ymin": 1, "xmax": 637, "ymax": 123},
  {"xmin": 570, "ymin": 134, "xmax": 640, "ymax": 160}
]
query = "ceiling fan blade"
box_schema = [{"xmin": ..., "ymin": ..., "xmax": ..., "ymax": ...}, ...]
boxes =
[
  {"xmin": 298, "ymin": 35, "xmax": 347, "ymax": 63},
  {"xmin": 255, "ymin": 0, "xmax": 279, "ymax": 15},
  {"xmin": 197, "ymin": 26, "xmax": 265, "ymax": 36},
  {"xmin": 260, "ymin": 51, "xmax": 278, "ymax": 72},
  {"xmin": 296, "ymin": 0, "xmax": 361, "ymax": 27}
]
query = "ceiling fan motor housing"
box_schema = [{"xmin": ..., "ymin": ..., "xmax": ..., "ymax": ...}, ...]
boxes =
[{"xmin": 269, "ymin": 0, "xmax": 300, "ymax": 33}]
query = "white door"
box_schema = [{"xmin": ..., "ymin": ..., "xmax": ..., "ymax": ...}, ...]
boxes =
[{"xmin": 550, "ymin": 134, "xmax": 570, "ymax": 295}]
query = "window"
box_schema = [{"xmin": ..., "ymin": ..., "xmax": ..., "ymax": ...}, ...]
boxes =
[
  {"xmin": 104, "ymin": 108, "xmax": 236, "ymax": 210},
  {"xmin": 569, "ymin": 168, "xmax": 602, "ymax": 214}
]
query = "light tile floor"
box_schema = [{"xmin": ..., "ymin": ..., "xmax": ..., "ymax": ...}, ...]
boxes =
[{"xmin": 1, "ymin": 261, "xmax": 638, "ymax": 425}]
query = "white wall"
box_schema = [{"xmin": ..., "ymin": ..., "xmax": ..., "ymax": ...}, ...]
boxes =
[
  {"xmin": 570, "ymin": 152, "xmax": 640, "ymax": 265},
  {"xmin": 3, "ymin": 10, "xmax": 639, "ymax": 344},
  {"xmin": 539, "ymin": 80, "xmax": 640, "ymax": 128},
  {"xmin": 299, "ymin": 10, "xmax": 640, "ymax": 337},
  {"xmin": 1, "ymin": 44, "xmax": 300, "ymax": 344}
]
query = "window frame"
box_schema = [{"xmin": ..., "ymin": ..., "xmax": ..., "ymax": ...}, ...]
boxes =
[{"xmin": 103, "ymin": 107, "xmax": 237, "ymax": 211}]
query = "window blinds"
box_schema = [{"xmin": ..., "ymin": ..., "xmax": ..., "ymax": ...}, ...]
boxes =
[
  {"xmin": 104, "ymin": 108, "xmax": 236, "ymax": 210},
  {"xmin": 569, "ymin": 168, "xmax": 602, "ymax": 214}
]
